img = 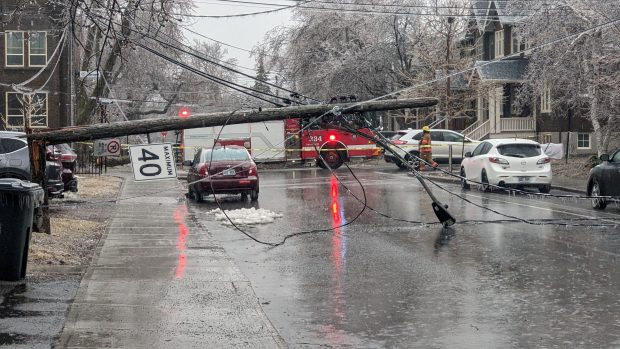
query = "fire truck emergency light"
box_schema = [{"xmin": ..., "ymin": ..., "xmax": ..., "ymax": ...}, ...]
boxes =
[{"xmin": 178, "ymin": 107, "xmax": 190, "ymax": 118}]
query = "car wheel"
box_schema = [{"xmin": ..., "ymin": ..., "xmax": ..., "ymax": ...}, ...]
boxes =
[
  {"xmin": 319, "ymin": 149, "xmax": 344, "ymax": 170},
  {"xmin": 590, "ymin": 181, "xmax": 607, "ymax": 210},
  {"xmin": 406, "ymin": 151, "xmax": 420, "ymax": 163},
  {"xmin": 396, "ymin": 160, "xmax": 408, "ymax": 170},
  {"xmin": 250, "ymin": 188, "xmax": 259, "ymax": 202},
  {"xmin": 241, "ymin": 192, "xmax": 248, "ymax": 201},
  {"xmin": 538, "ymin": 185, "xmax": 551, "ymax": 194},
  {"xmin": 460, "ymin": 168, "xmax": 470, "ymax": 190},
  {"xmin": 481, "ymin": 170, "xmax": 490, "ymax": 192},
  {"xmin": 191, "ymin": 186, "xmax": 204, "ymax": 203}
]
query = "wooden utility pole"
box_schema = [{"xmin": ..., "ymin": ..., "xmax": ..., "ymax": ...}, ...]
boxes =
[
  {"xmin": 445, "ymin": 16, "xmax": 455, "ymax": 129},
  {"xmin": 23, "ymin": 94, "xmax": 51, "ymax": 234},
  {"xmin": 28, "ymin": 98, "xmax": 439, "ymax": 145}
]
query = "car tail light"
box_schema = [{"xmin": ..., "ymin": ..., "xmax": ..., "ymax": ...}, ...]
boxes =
[
  {"xmin": 537, "ymin": 157, "xmax": 551, "ymax": 164},
  {"xmin": 392, "ymin": 140, "xmax": 407, "ymax": 145},
  {"xmin": 198, "ymin": 164, "xmax": 208, "ymax": 177},
  {"xmin": 489, "ymin": 157, "xmax": 509, "ymax": 165},
  {"xmin": 248, "ymin": 166, "xmax": 257, "ymax": 176},
  {"xmin": 46, "ymin": 150, "xmax": 61, "ymax": 161}
]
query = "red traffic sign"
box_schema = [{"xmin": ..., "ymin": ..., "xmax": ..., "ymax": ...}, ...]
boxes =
[
  {"xmin": 106, "ymin": 140, "xmax": 120, "ymax": 154},
  {"xmin": 160, "ymin": 131, "xmax": 168, "ymax": 137}
]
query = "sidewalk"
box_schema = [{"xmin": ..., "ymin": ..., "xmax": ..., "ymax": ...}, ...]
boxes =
[{"xmin": 57, "ymin": 168, "xmax": 284, "ymax": 348}]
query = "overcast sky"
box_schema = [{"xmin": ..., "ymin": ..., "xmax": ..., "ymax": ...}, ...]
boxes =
[{"xmin": 186, "ymin": 1, "xmax": 296, "ymax": 80}]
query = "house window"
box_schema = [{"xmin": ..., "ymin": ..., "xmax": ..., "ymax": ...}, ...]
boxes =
[
  {"xmin": 577, "ymin": 133, "xmax": 590, "ymax": 149},
  {"xmin": 512, "ymin": 37, "xmax": 533, "ymax": 54},
  {"xmin": 5, "ymin": 31, "xmax": 24, "ymax": 66},
  {"xmin": 494, "ymin": 30, "xmax": 504, "ymax": 58},
  {"xmin": 5, "ymin": 92, "xmax": 48, "ymax": 128},
  {"xmin": 540, "ymin": 86, "xmax": 551, "ymax": 113},
  {"xmin": 28, "ymin": 32, "xmax": 47, "ymax": 66}
]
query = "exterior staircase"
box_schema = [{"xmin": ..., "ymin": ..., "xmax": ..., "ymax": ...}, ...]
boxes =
[{"xmin": 461, "ymin": 120, "xmax": 490, "ymax": 140}]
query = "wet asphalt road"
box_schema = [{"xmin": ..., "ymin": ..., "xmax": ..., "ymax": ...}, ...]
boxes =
[{"xmin": 190, "ymin": 164, "xmax": 620, "ymax": 348}]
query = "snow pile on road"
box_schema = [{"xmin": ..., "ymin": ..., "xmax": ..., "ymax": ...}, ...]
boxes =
[{"xmin": 209, "ymin": 207, "xmax": 283, "ymax": 226}]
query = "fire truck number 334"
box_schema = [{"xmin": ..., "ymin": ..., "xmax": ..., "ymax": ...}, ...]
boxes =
[{"xmin": 309, "ymin": 135, "xmax": 322, "ymax": 143}]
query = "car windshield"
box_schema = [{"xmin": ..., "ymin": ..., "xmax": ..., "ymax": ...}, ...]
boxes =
[
  {"xmin": 203, "ymin": 148, "xmax": 250, "ymax": 162},
  {"xmin": 497, "ymin": 144, "xmax": 542, "ymax": 158}
]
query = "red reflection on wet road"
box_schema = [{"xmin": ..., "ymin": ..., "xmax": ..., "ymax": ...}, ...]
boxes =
[
  {"xmin": 325, "ymin": 175, "xmax": 346, "ymax": 346},
  {"xmin": 173, "ymin": 205, "xmax": 189, "ymax": 280}
]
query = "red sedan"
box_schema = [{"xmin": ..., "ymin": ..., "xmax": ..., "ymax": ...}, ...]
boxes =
[{"xmin": 185, "ymin": 145, "xmax": 259, "ymax": 202}]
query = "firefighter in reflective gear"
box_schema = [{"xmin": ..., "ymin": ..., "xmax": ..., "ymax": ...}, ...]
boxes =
[{"xmin": 418, "ymin": 126, "xmax": 438, "ymax": 171}]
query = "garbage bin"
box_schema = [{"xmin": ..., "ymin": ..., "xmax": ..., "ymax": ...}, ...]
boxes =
[{"xmin": 0, "ymin": 179, "xmax": 44, "ymax": 281}]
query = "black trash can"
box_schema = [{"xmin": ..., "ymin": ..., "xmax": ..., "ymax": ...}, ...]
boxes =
[{"xmin": 0, "ymin": 179, "xmax": 44, "ymax": 281}]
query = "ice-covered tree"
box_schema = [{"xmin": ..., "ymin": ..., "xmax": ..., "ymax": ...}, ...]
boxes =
[{"xmin": 510, "ymin": 0, "xmax": 620, "ymax": 154}]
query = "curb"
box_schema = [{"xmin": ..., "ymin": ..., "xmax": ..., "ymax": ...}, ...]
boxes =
[{"xmin": 414, "ymin": 172, "xmax": 586, "ymax": 194}]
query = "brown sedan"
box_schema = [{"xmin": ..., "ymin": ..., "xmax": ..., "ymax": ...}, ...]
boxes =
[{"xmin": 185, "ymin": 145, "xmax": 259, "ymax": 202}]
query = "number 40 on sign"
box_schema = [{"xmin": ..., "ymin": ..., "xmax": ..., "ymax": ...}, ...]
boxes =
[{"xmin": 129, "ymin": 144, "xmax": 177, "ymax": 181}]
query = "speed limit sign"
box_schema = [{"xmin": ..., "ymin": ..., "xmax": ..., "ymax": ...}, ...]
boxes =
[{"xmin": 129, "ymin": 143, "xmax": 177, "ymax": 181}]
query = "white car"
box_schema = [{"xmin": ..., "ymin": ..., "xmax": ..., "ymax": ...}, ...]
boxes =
[
  {"xmin": 460, "ymin": 138, "xmax": 552, "ymax": 193},
  {"xmin": 383, "ymin": 129, "xmax": 479, "ymax": 169}
]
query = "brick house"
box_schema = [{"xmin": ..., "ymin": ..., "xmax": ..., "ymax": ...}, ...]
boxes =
[
  {"xmin": 461, "ymin": 0, "xmax": 596, "ymax": 155},
  {"xmin": 0, "ymin": 0, "xmax": 72, "ymax": 131}
]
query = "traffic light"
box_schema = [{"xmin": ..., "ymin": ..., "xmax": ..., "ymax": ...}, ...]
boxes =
[{"xmin": 178, "ymin": 107, "xmax": 190, "ymax": 118}]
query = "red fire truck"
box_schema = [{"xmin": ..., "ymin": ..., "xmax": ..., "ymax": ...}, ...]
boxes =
[
  {"xmin": 183, "ymin": 118, "xmax": 381, "ymax": 170},
  {"xmin": 285, "ymin": 118, "xmax": 381, "ymax": 169}
]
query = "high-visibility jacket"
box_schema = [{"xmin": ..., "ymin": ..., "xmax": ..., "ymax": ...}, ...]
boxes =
[{"xmin": 419, "ymin": 133, "xmax": 432, "ymax": 153}]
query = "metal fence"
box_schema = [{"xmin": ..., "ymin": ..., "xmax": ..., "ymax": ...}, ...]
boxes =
[{"xmin": 73, "ymin": 143, "xmax": 102, "ymax": 175}]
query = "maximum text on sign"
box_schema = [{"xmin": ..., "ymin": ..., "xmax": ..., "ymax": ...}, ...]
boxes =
[{"xmin": 129, "ymin": 143, "xmax": 177, "ymax": 181}]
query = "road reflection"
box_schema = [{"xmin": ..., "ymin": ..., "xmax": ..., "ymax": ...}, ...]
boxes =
[
  {"xmin": 323, "ymin": 175, "xmax": 348, "ymax": 345},
  {"xmin": 173, "ymin": 205, "xmax": 189, "ymax": 280}
]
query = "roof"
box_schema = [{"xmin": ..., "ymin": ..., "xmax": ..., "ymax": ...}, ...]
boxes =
[
  {"xmin": 435, "ymin": 70, "xmax": 469, "ymax": 90},
  {"xmin": 396, "ymin": 129, "xmax": 465, "ymax": 135},
  {"xmin": 473, "ymin": 59, "xmax": 528, "ymax": 82},
  {"xmin": 471, "ymin": 0, "xmax": 525, "ymax": 32},
  {"xmin": 0, "ymin": 131, "xmax": 26, "ymax": 138},
  {"xmin": 484, "ymin": 138, "xmax": 540, "ymax": 146}
]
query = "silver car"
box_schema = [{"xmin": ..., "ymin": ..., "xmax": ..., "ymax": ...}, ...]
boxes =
[
  {"xmin": 0, "ymin": 131, "xmax": 64, "ymax": 197},
  {"xmin": 384, "ymin": 129, "xmax": 479, "ymax": 169}
]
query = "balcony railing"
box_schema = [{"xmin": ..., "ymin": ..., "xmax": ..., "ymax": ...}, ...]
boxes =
[{"xmin": 500, "ymin": 117, "xmax": 536, "ymax": 132}]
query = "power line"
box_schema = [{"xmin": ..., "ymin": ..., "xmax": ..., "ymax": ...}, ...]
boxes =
[
  {"xmin": 208, "ymin": 0, "xmax": 543, "ymax": 12},
  {"xmin": 84, "ymin": 12, "xmax": 304, "ymax": 106},
  {"xmin": 135, "ymin": 42, "xmax": 285, "ymax": 106},
  {"xmin": 115, "ymin": 12, "xmax": 321, "ymax": 103}
]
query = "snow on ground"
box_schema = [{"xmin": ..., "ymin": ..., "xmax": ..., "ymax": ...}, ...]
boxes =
[{"xmin": 209, "ymin": 207, "xmax": 283, "ymax": 226}]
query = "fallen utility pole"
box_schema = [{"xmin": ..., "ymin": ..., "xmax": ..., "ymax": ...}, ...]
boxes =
[
  {"xmin": 27, "ymin": 98, "xmax": 438, "ymax": 145},
  {"xmin": 24, "ymin": 97, "xmax": 438, "ymax": 234}
]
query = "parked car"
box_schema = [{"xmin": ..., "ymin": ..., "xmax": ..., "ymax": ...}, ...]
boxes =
[
  {"xmin": 0, "ymin": 131, "xmax": 64, "ymax": 198},
  {"xmin": 460, "ymin": 138, "xmax": 552, "ymax": 193},
  {"xmin": 384, "ymin": 128, "xmax": 479, "ymax": 168},
  {"xmin": 184, "ymin": 145, "xmax": 259, "ymax": 202},
  {"xmin": 47, "ymin": 144, "xmax": 78, "ymax": 192},
  {"xmin": 378, "ymin": 130, "xmax": 398, "ymax": 140},
  {"xmin": 587, "ymin": 149, "xmax": 620, "ymax": 210}
]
